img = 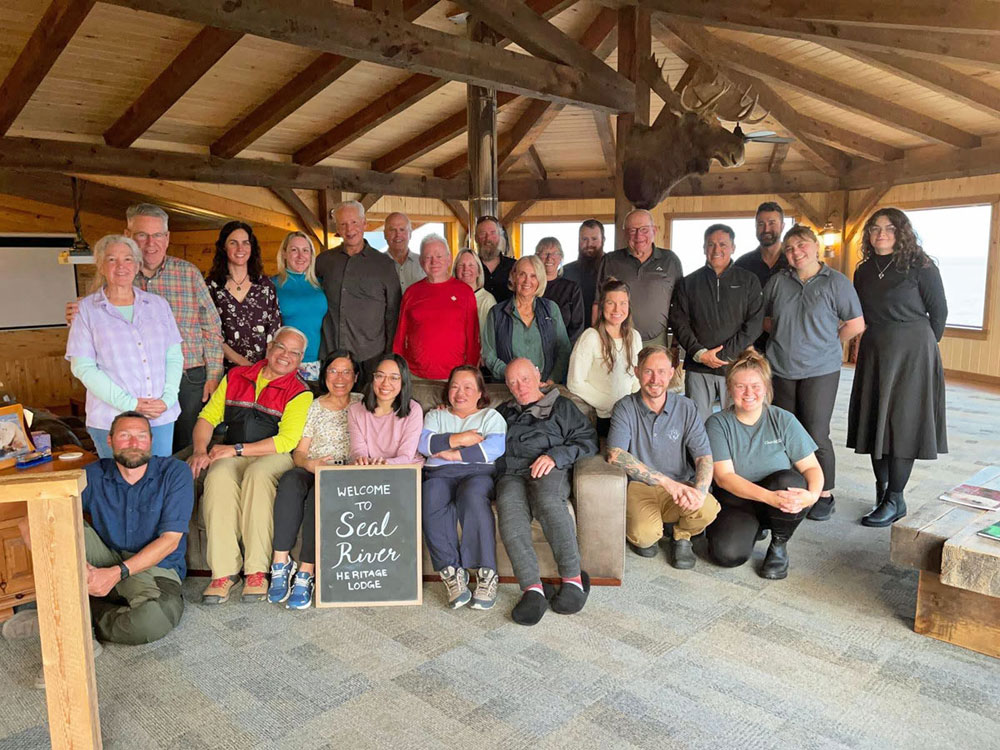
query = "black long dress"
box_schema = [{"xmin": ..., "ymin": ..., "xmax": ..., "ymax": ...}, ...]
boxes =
[{"xmin": 847, "ymin": 257, "xmax": 948, "ymax": 460}]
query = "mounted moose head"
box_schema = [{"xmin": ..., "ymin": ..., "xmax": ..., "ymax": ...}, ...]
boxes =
[{"xmin": 622, "ymin": 57, "xmax": 752, "ymax": 210}]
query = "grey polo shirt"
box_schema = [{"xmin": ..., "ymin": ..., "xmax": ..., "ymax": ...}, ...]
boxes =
[
  {"xmin": 393, "ymin": 250, "xmax": 426, "ymax": 294},
  {"xmin": 595, "ymin": 246, "xmax": 683, "ymax": 341},
  {"xmin": 762, "ymin": 264, "xmax": 863, "ymax": 379},
  {"xmin": 706, "ymin": 405, "xmax": 817, "ymax": 484},
  {"xmin": 608, "ymin": 391, "xmax": 711, "ymax": 483}
]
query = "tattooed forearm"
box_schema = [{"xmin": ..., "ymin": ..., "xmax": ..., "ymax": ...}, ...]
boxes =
[
  {"xmin": 693, "ymin": 454, "xmax": 713, "ymax": 494},
  {"xmin": 607, "ymin": 447, "xmax": 668, "ymax": 487}
]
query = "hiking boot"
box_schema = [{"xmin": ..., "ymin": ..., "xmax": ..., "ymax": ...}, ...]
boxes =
[
  {"xmin": 2, "ymin": 609, "xmax": 39, "ymax": 640},
  {"xmin": 470, "ymin": 568, "xmax": 499, "ymax": 610},
  {"xmin": 241, "ymin": 572, "xmax": 269, "ymax": 602},
  {"xmin": 36, "ymin": 639, "xmax": 102, "ymax": 690},
  {"xmin": 202, "ymin": 575, "xmax": 240, "ymax": 605},
  {"xmin": 440, "ymin": 565, "xmax": 471, "ymax": 608},
  {"xmin": 267, "ymin": 559, "xmax": 298, "ymax": 604},
  {"xmin": 286, "ymin": 571, "xmax": 315, "ymax": 610}
]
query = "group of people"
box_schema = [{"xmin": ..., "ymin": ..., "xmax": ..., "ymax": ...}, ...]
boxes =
[{"xmin": 46, "ymin": 196, "xmax": 947, "ymax": 652}]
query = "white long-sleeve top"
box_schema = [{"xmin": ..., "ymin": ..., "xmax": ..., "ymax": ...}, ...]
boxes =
[{"xmin": 567, "ymin": 326, "xmax": 642, "ymax": 418}]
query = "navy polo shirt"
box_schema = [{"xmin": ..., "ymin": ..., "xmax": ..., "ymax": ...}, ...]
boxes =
[
  {"xmin": 608, "ymin": 391, "xmax": 712, "ymax": 483},
  {"xmin": 83, "ymin": 456, "xmax": 194, "ymax": 578}
]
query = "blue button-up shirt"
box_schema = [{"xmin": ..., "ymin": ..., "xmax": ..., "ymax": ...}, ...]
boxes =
[{"xmin": 83, "ymin": 456, "xmax": 194, "ymax": 578}]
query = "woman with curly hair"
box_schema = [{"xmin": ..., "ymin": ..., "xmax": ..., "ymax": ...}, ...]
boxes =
[
  {"xmin": 848, "ymin": 207, "xmax": 948, "ymax": 527},
  {"xmin": 207, "ymin": 221, "xmax": 282, "ymax": 371}
]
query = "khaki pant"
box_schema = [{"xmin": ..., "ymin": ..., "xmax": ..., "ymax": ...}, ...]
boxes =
[
  {"xmin": 202, "ymin": 453, "xmax": 293, "ymax": 577},
  {"xmin": 626, "ymin": 481, "xmax": 720, "ymax": 546}
]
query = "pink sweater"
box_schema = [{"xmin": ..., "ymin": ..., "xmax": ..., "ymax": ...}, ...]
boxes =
[{"xmin": 347, "ymin": 400, "xmax": 425, "ymax": 464}]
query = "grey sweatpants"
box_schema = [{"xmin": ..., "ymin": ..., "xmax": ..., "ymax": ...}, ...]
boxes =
[{"xmin": 495, "ymin": 468, "xmax": 580, "ymax": 587}]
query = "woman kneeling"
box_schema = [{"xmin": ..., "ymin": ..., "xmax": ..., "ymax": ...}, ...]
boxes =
[
  {"xmin": 705, "ymin": 350, "xmax": 824, "ymax": 579},
  {"xmin": 419, "ymin": 366, "xmax": 506, "ymax": 609}
]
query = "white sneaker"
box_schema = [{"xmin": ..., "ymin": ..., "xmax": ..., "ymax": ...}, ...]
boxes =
[{"xmin": 35, "ymin": 639, "xmax": 103, "ymax": 690}]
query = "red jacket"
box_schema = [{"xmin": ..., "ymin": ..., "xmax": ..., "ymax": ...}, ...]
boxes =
[
  {"xmin": 393, "ymin": 277, "xmax": 480, "ymax": 379},
  {"xmin": 222, "ymin": 359, "xmax": 309, "ymax": 444}
]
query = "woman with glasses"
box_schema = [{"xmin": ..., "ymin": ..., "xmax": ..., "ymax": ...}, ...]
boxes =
[
  {"xmin": 535, "ymin": 237, "xmax": 586, "ymax": 343},
  {"xmin": 348, "ymin": 353, "xmax": 424, "ymax": 466},
  {"xmin": 848, "ymin": 208, "xmax": 948, "ymax": 527},
  {"xmin": 271, "ymin": 231, "xmax": 327, "ymax": 381},
  {"xmin": 268, "ymin": 350, "xmax": 360, "ymax": 609},
  {"xmin": 207, "ymin": 221, "xmax": 282, "ymax": 371}
]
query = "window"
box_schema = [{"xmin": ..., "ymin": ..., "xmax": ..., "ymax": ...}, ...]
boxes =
[
  {"xmin": 904, "ymin": 204, "xmax": 992, "ymax": 330},
  {"xmin": 669, "ymin": 216, "xmax": 795, "ymax": 276},
  {"xmin": 520, "ymin": 221, "xmax": 616, "ymax": 264},
  {"xmin": 364, "ymin": 222, "xmax": 447, "ymax": 253}
]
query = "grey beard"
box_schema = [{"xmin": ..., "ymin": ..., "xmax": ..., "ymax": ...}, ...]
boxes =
[
  {"xmin": 114, "ymin": 450, "xmax": 151, "ymax": 469},
  {"xmin": 479, "ymin": 243, "xmax": 501, "ymax": 261}
]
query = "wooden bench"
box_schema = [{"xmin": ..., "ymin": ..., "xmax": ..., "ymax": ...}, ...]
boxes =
[{"xmin": 890, "ymin": 467, "xmax": 1000, "ymax": 659}]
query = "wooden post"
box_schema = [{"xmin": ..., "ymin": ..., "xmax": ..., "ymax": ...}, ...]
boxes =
[
  {"xmin": 0, "ymin": 471, "xmax": 102, "ymax": 749},
  {"xmin": 614, "ymin": 6, "xmax": 651, "ymax": 236},
  {"xmin": 466, "ymin": 19, "xmax": 499, "ymax": 241}
]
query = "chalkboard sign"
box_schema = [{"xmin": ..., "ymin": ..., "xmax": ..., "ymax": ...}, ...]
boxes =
[{"xmin": 315, "ymin": 464, "xmax": 423, "ymax": 608}]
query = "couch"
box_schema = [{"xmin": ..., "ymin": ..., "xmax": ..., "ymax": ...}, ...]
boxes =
[{"xmin": 180, "ymin": 380, "xmax": 627, "ymax": 585}]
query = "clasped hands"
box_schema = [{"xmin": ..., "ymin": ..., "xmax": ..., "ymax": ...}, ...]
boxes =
[
  {"xmin": 661, "ymin": 477, "xmax": 706, "ymax": 511},
  {"xmin": 187, "ymin": 443, "xmax": 239, "ymax": 476},
  {"xmin": 770, "ymin": 487, "xmax": 819, "ymax": 514},
  {"xmin": 135, "ymin": 397, "xmax": 167, "ymax": 419}
]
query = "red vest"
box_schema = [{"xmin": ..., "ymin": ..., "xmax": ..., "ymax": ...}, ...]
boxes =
[{"xmin": 222, "ymin": 360, "xmax": 309, "ymax": 445}]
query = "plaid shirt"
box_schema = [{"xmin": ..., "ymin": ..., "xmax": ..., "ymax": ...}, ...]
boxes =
[{"xmin": 137, "ymin": 255, "xmax": 224, "ymax": 382}]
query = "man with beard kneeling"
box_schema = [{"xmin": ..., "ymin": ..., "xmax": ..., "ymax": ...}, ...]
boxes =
[{"xmin": 496, "ymin": 358, "xmax": 598, "ymax": 625}]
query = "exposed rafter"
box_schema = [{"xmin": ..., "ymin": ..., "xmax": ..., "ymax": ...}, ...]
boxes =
[
  {"xmin": 104, "ymin": 26, "xmax": 243, "ymax": 148},
  {"xmin": 502, "ymin": 200, "xmax": 537, "ymax": 225},
  {"xmin": 103, "ymin": 0, "xmax": 634, "ymax": 113},
  {"xmin": 843, "ymin": 141, "xmax": 1000, "ymax": 190},
  {"xmin": 524, "ymin": 146, "xmax": 548, "ymax": 181},
  {"xmin": 592, "ymin": 112, "xmax": 617, "ymax": 176},
  {"xmin": 779, "ymin": 192, "xmax": 826, "ymax": 228},
  {"xmin": 768, "ymin": 142, "xmax": 790, "ymax": 172},
  {"xmin": 270, "ymin": 187, "xmax": 324, "ymax": 247},
  {"xmin": 0, "ymin": 0, "xmax": 97, "ymax": 135},
  {"xmin": 443, "ymin": 199, "xmax": 470, "ymax": 231}
]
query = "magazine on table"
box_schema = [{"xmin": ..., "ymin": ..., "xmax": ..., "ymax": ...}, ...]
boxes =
[
  {"xmin": 977, "ymin": 522, "xmax": 1000, "ymax": 542},
  {"xmin": 939, "ymin": 467, "xmax": 1000, "ymax": 511}
]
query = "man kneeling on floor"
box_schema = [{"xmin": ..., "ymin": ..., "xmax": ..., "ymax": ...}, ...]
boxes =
[
  {"xmin": 497, "ymin": 358, "xmax": 598, "ymax": 625},
  {"xmin": 607, "ymin": 346, "xmax": 719, "ymax": 567},
  {"xmin": 15, "ymin": 411, "xmax": 193, "ymax": 658},
  {"xmin": 188, "ymin": 327, "xmax": 313, "ymax": 604}
]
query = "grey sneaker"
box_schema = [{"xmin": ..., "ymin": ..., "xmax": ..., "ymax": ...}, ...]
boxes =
[
  {"xmin": 440, "ymin": 566, "xmax": 471, "ymax": 608},
  {"xmin": 2, "ymin": 609, "xmax": 39, "ymax": 640},
  {"xmin": 36, "ymin": 639, "xmax": 102, "ymax": 690},
  {"xmin": 470, "ymin": 568, "xmax": 499, "ymax": 610}
]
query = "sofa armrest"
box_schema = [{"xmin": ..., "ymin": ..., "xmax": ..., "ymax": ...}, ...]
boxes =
[{"xmin": 572, "ymin": 455, "xmax": 626, "ymax": 583}]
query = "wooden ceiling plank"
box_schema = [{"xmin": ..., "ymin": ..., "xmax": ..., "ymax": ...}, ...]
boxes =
[
  {"xmin": 104, "ymin": 26, "xmax": 243, "ymax": 148},
  {"xmin": 501, "ymin": 200, "xmax": 536, "ymax": 225},
  {"xmin": 768, "ymin": 142, "xmax": 790, "ymax": 172},
  {"xmin": 0, "ymin": 136, "xmax": 466, "ymax": 198},
  {"xmin": 0, "ymin": 0, "xmax": 97, "ymax": 135},
  {"xmin": 638, "ymin": 0, "xmax": 1000, "ymax": 70},
  {"xmin": 293, "ymin": 74, "xmax": 447, "ymax": 165},
  {"xmin": 103, "ymin": 0, "xmax": 634, "ymax": 113},
  {"xmin": 844, "ymin": 141, "xmax": 1000, "ymax": 190},
  {"xmin": 792, "ymin": 138, "xmax": 852, "ymax": 177}
]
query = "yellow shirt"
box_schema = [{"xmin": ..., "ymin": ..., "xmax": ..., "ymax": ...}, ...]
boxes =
[{"xmin": 198, "ymin": 373, "xmax": 313, "ymax": 453}]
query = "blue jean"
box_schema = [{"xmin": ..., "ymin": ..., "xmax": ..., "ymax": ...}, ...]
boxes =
[{"xmin": 88, "ymin": 423, "xmax": 175, "ymax": 459}]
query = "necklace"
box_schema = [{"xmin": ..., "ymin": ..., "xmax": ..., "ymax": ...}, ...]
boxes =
[
  {"xmin": 228, "ymin": 272, "xmax": 250, "ymax": 292},
  {"xmin": 873, "ymin": 255, "xmax": 895, "ymax": 279}
]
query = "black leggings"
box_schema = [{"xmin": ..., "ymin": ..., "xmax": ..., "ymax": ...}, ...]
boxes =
[
  {"xmin": 272, "ymin": 467, "xmax": 317, "ymax": 564},
  {"xmin": 707, "ymin": 469, "xmax": 808, "ymax": 568},
  {"xmin": 870, "ymin": 456, "xmax": 915, "ymax": 493},
  {"xmin": 772, "ymin": 371, "xmax": 839, "ymax": 491}
]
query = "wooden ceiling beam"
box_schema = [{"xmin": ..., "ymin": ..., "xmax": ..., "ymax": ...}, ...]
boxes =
[
  {"xmin": 835, "ymin": 46, "xmax": 1000, "ymax": 119},
  {"xmin": 844, "ymin": 183, "xmax": 893, "ymax": 247},
  {"xmin": 665, "ymin": 21, "xmax": 979, "ymax": 150},
  {"xmin": 843, "ymin": 141, "xmax": 1000, "ymax": 190},
  {"xmin": 635, "ymin": 0, "xmax": 1000, "ymax": 71},
  {"xmin": 592, "ymin": 112, "xmax": 617, "ymax": 176},
  {"xmin": 0, "ymin": 0, "xmax": 97, "ymax": 135},
  {"xmin": 209, "ymin": 0, "xmax": 436, "ymax": 158},
  {"xmin": 104, "ymin": 0, "xmax": 634, "ymax": 113},
  {"xmin": 0, "ymin": 136, "xmax": 467, "ymax": 198},
  {"xmin": 768, "ymin": 142, "xmax": 789, "ymax": 172},
  {"xmin": 779, "ymin": 192, "xmax": 826, "ymax": 229},
  {"xmin": 293, "ymin": 74, "xmax": 447, "ymax": 165},
  {"xmin": 443, "ymin": 199, "xmax": 470, "ymax": 231},
  {"xmin": 104, "ymin": 26, "xmax": 243, "ymax": 148},
  {"xmin": 502, "ymin": 200, "xmax": 536, "ymax": 225},
  {"xmin": 271, "ymin": 187, "xmax": 324, "ymax": 247},
  {"xmin": 525, "ymin": 146, "xmax": 548, "ymax": 181}
]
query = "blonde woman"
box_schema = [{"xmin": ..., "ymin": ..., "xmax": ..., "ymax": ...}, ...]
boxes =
[
  {"xmin": 452, "ymin": 247, "xmax": 496, "ymax": 335},
  {"xmin": 481, "ymin": 255, "xmax": 571, "ymax": 384},
  {"xmin": 271, "ymin": 231, "xmax": 327, "ymax": 380},
  {"xmin": 66, "ymin": 235, "xmax": 183, "ymax": 457}
]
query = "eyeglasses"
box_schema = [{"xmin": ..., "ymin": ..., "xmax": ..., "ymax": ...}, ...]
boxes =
[
  {"xmin": 625, "ymin": 226, "xmax": 653, "ymax": 236},
  {"xmin": 271, "ymin": 342, "xmax": 304, "ymax": 358},
  {"xmin": 475, "ymin": 215, "xmax": 500, "ymax": 226},
  {"xmin": 373, "ymin": 372, "xmax": 402, "ymax": 382},
  {"xmin": 869, "ymin": 225, "xmax": 896, "ymax": 237},
  {"xmin": 131, "ymin": 232, "xmax": 168, "ymax": 243},
  {"xmin": 326, "ymin": 368, "xmax": 355, "ymax": 377}
]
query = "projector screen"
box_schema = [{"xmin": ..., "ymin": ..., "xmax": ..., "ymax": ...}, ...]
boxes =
[{"xmin": 0, "ymin": 235, "xmax": 80, "ymax": 329}]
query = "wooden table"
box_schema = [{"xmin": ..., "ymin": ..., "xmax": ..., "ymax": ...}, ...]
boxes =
[
  {"xmin": 891, "ymin": 467, "xmax": 1000, "ymax": 659},
  {"xmin": 0, "ymin": 448, "xmax": 102, "ymax": 749}
]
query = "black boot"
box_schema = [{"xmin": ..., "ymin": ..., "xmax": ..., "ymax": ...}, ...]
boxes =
[
  {"xmin": 861, "ymin": 490, "xmax": 906, "ymax": 527},
  {"xmin": 807, "ymin": 494, "xmax": 835, "ymax": 521},
  {"xmin": 759, "ymin": 537, "xmax": 789, "ymax": 580}
]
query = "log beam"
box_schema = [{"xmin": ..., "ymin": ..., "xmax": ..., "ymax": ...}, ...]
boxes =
[
  {"xmin": 271, "ymin": 188, "xmax": 324, "ymax": 248},
  {"xmin": 104, "ymin": 26, "xmax": 243, "ymax": 148},
  {"xmin": 593, "ymin": 112, "xmax": 618, "ymax": 176},
  {"xmin": 525, "ymin": 146, "xmax": 548, "ymax": 181},
  {"xmin": 616, "ymin": 4, "xmax": 651, "ymax": 229},
  {"xmin": 502, "ymin": 200, "xmax": 537, "ymax": 225},
  {"xmin": 843, "ymin": 141, "xmax": 1000, "ymax": 190},
  {"xmin": 779, "ymin": 192, "xmax": 826, "ymax": 229},
  {"xmin": 0, "ymin": 0, "xmax": 97, "ymax": 135},
  {"xmin": 104, "ymin": 0, "xmax": 635, "ymax": 113},
  {"xmin": 443, "ymin": 199, "xmax": 470, "ymax": 231},
  {"xmin": 768, "ymin": 142, "xmax": 789, "ymax": 172}
]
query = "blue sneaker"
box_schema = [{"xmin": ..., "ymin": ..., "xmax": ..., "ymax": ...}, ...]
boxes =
[
  {"xmin": 286, "ymin": 571, "xmax": 314, "ymax": 610},
  {"xmin": 267, "ymin": 559, "xmax": 297, "ymax": 604}
]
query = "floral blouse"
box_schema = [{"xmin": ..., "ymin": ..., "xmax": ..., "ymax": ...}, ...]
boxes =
[
  {"xmin": 208, "ymin": 276, "xmax": 282, "ymax": 369},
  {"xmin": 302, "ymin": 393, "xmax": 362, "ymax": 462}
]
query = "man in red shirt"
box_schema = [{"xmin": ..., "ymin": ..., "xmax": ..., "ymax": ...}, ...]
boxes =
[{"xmin": 393, "ymin": 234, "xmax": 480, "ymax": 380}]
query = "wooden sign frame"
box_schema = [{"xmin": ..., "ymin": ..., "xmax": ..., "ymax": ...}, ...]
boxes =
[{"xmin": 314, "ymin": 463, "xmax": 423, "ymax": 608}]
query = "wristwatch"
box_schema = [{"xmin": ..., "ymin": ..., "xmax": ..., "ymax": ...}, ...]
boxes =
[
  {"xmin": 118, "ymin": 562, "xmax": 130, "ymax": 581},
  {"xmin": 234, "ymin": 443, "xmax": 244, "ymax": 456}
]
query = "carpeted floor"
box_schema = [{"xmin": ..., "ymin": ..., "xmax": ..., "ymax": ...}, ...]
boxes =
[{"xmin": 2, "ymin": 368, "xmax": 999, "ymax": 750}]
